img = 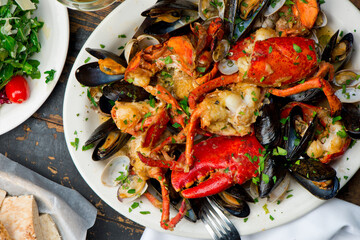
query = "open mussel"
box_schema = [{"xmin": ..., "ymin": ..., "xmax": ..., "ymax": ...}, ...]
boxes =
[
  {"xmin": 321, "ymin": 30, "xmax": 354, "ymax": 72},
  {"xmin": 211, "ymin": 185, "xmax": 253, "ymax": 218},
  {"xmin": 141, "ymin": 0, "xmax": 199, "ymax": 35},
  {"xmin": 84, "ymin": 118, "xmax": 131, "ymax": 161},
  {"xmin": 341, "ymin": 103, "xmax": 360, "ymax": 140},
  {"xmin": 284, "ymin": 105, "xmax": 318, "ymax": 160},
  {"xmin": 289, "ymin": 157, "xmax": 339, "ymax": 200},
  {"xmin": 231, "ymin": 0, "xmax": 270, "ymax": 42},
  {"xmin": 76, "ymin": 48, "xmax": 127, "ymax": 87}
]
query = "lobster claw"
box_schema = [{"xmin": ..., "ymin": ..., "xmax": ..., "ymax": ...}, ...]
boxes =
[{"xmin": 171, "ymin": 135, "xmax": 265, "ymax": 199}]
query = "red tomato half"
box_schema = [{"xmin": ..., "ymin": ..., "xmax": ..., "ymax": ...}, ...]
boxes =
[{"xmin": 5, "ymin": 76, "xmax": 30, "ymax": 104}]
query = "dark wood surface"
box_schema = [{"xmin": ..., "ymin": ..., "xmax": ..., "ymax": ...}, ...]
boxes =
[{"xmin": 1, "ymin": 1, "xmax": 360, "ymax": 239}]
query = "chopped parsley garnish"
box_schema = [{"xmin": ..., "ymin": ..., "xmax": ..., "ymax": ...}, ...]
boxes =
[
  {"xmin": 172, "ymin": 122, "xmax": 182, "ymax": 129},
  {"xmin": 140, "ymin": 211, "xmax": 151, "ymax": 215},
  {"xmin": 293, "ymin": 43, "xmax": 302, "ymax": 53},
  {"xmin": 87, "ymin": 89, "xmax": 98, "ymax": 107},
  {"xmin": 164, "ymin": 56, "xmax": 173, "ymax": 64},
  {"xmin": 82, "ymin": 144, "xmax": 94, "ymax": 151},
  {"xmin": 70, "ymin": 137, "xmax": 79, "ymax": 151},
  {"xmin": 44, "ymin": 69, "xmax": 56, "ymax": 84}
]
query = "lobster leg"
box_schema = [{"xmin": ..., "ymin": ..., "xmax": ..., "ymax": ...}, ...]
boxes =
[
  {"xmin": 137, "ymin": 152, "xmax": 185, "ymax": 172},
  {"xmin": 149, "ymin": 170, "xmax": 187, "ymax": 230},
  {"xmin": 189, "ymin": 73, "xmax": 240, "ymax": 109},
  {"xmin": 144, "ymin": 85, "xmax": 187, "ymax": 128},
  {"xmin": 269, "ymin": 62, "xmax": 341, "ymax": 116},
  {"xmin": 269, "ymin": 77, "xmax": 341, "ymax": 116},
  {"xmin": 143, "ymin": 109, "xmax": 170, "ymax": 148},
  {"xmin": 184, "ymin": 108, "xmax": 202, "ymax": 172},
  {"xmin": 195, "ymin": 62, "xmax": 219, "ymax": 85}
]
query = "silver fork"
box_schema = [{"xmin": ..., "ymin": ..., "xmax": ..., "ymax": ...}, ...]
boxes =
[{"xmin": 200, "ymin": 197, "xmax": 241, "ymax": 240}]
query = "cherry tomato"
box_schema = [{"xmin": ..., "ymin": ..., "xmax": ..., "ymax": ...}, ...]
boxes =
[{"xmin": 5, "ymin": 76, "xmax": 30, "ymax": 104}]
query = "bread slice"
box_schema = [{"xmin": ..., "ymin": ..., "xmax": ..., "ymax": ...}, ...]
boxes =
[
  {"xmin": 0, "ymin": 189, "xmax": 6, "ymax": 207},
  {"xmin": 0, "ymin": 195, "xmax": 44, "ymax": 240},
  {"xmin": 39, "ymin": 214, "xmax": 61, "ymax": 240},
  {"xmin": 0, "ymin": 221, "xmax": 12, "ymax": 240}
]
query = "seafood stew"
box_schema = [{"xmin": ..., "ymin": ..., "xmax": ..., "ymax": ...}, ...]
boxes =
[{"xmin": 63, "ymin": 0, "xmax": 360, "ymax": 237}]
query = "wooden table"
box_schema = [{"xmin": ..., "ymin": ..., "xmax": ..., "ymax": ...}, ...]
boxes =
[{"xmin": 1, "ymin": 1, "xmax": 360, "ymax": 239}]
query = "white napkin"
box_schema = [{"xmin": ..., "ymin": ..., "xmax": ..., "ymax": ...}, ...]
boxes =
[{"xmin": 141, "ymin": 198, "xmax": 360, "ymax": 240}]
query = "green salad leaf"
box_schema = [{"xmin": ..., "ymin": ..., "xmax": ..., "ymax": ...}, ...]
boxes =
[{"xmin": 0, "ymin": 0, "xmax": 43, "ymax": 90}]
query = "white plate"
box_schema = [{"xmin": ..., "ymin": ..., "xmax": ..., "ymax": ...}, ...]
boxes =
[
  {"xmin": 0, "ymin": 1, "xmax": 69, "ymax": 135},
  {"xmin": 63, "ymin": 0, "xmax": 360, "ymax": 238}
]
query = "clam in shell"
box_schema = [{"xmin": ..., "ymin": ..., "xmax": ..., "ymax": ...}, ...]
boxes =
[{"xmin": 101, "ymin": 156, "xmax": 130, "ymax": 187}]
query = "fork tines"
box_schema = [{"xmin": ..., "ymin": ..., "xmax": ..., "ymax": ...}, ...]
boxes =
[{"xmin": 200, "ymin": 197, "xmax": 241, "ymax": 240}]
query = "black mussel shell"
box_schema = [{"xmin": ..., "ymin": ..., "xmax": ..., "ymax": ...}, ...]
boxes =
[
  {"xmin": 223, "ymin": 0, "xmax": 237, "ymax": 42},
  {"xmin": 259, "ymin": 155, "xmax": 287, "ymax": 198},
  {"xmin": 141, "ymin": 0, "xmax": 198, "ymax": 17},
  {"xmin": 284, "ymin": 106, "xmax": 318, "ymax": 160},
  {"xmin": 321, "ymin": 30, "xmax": 354, "ymax": 72},
  {"xmin": 102, "ymin": 81, "xmax": 150, "ymax": 102},
  {"xmin": 84, "ymin": 118, "xmax": 116, "ymax": 146},
  {"xmin": 341, "ymin": 103, "xmax": 360, "ymax": 140},
  {"xmin": 290, "ymin": 158, "xmax": 336, "ymax": 181},
  {"xmin": 224, "ymin": 184, "xmax": 254, "ymax": 203},
  {"xmin": 75, "ymin": 62, "xmax": 124, "ymax": 87},
  {"xmin": 150, "ymin": 174, "xmax": 197, "ymax": 222},
  {"xmin": 98, "ymin": 95, "xmax": 114, "ymax": 115},
  {"xmin": 287, "ymin": 88, "xmax": 325, "ymax": 103},
  {"xmin": 92, "ymin": 130, "xmax": 131, "ymax": 161},
  {"xmin": 289, "ymin": 158, "xmax": 339, "ymax": 200},
  {"xmin": 85, "ymin": 48, "xmax": 127, "ymax": 66},
  {"xmin": 143, "ymin": 14, "xmax": 198, "ymax": 35},
  {"xmin": 231, "ymin": 0, "xmax": 270, "ymax": 43},
  {"xmin": 321, "ymin": 30, "xmax": 339, "ymax": 63},
  {"xmin": 141, "ymin": 0, "xmax": 199, "ymax": 35},
  {"xmin": 255, "ymin": 96, "xmax": 283, "ymax": 148},
  {"xmin": 210, "ymin": 194, "xmax": 250, "ymax": 218}
]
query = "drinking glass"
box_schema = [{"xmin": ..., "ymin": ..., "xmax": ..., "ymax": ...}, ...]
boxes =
[{"xmin": 57, "ymin": 0, "xmax": 119, "ymax": 11}]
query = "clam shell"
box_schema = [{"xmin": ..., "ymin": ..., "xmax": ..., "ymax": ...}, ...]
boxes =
[
  {"xmin": 313, "ymin": 10, "xmax": 328, "ymax": 29},
  {"xmin": 124, "ymin": 35, "xmax": 160, "ymax": 64},
  {"xmin": 333, "ymin": 69, "xmax": 360, "ymax": 87},
  {"xmin": 218, "ymin": 59, "xmax": 238, "ymax": 75},
  {"xmin": 199, "ymin": 0, "xmax": 225, "ymax": 20},
  {"xmin": 335, "ymin": 88, "xmax": 360, "ymax": 103},
  {"xmin": 101, "ymin": 156, "xmax": 130, "ymax": 187},
  {"xmin": 117, "ymin": 175, "xmax": 148, "ymax": 204}
]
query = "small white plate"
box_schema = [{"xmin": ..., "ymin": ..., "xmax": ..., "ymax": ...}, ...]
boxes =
[
  {"xmin": 0, "ymin": 1, "xmax": 69, "ymax": 135},
  {"xmin": 63, "ymin": 0, "xmax": 360, "ymax": 238}
]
